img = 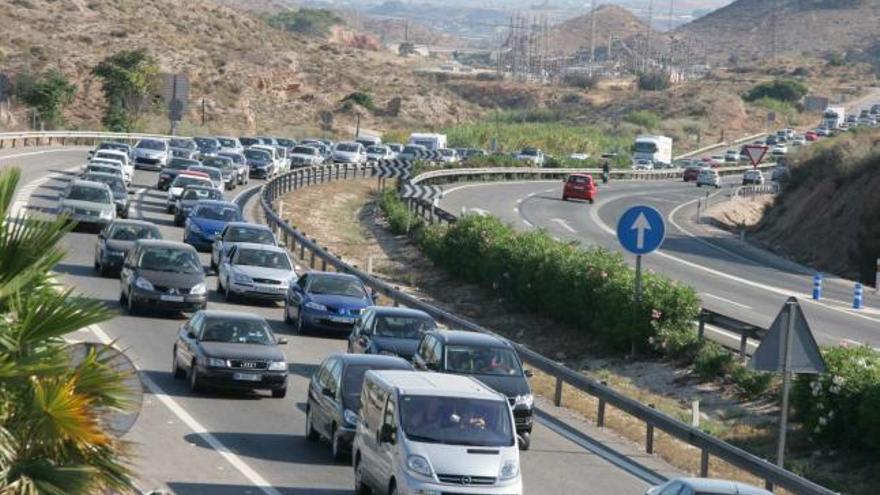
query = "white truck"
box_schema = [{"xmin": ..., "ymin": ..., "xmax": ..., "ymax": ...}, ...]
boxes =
[
  {"xmin": 822, "ymin": 106, "xmax": 845, "ymax": 130},
  {"xmin": 408, "ymin": 133, "xmax": 447, "ymax": 151},
  {"xmin": 633, "ymin": 135, "xmax": 673, "ymax": 168}
]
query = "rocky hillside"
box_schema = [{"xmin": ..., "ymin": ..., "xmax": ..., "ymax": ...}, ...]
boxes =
[
  {"xmin": 0, "ymin": 0, "xmax": 479, "ymax": 134},
  {"xmin": 677, "ymin": 0, "xmax": 880, "ymax": 62},
  {"xmin": 753, "ymin": 130, "xmax": 880, "ymax": 284},
  {"xmin": 545, "ymin": 5, "xmax": 656, "ymax": 56}
]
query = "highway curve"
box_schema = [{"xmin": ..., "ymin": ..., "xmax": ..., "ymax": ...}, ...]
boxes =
[
  {"xmin": 0, "ymin": 149, "xmax": 679, "ymax": 494},
  {"xmin": 440, "ymin": 178, "xmax": 880, "ymax": 349}
]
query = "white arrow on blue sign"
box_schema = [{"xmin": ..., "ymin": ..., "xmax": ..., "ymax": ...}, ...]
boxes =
[{"xmin": 617, "ymin": 205, "xmax": 665, "ymax": 255}]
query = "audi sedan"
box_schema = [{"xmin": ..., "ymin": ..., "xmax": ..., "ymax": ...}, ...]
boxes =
[
  {"xmin": 284, "ymin": 272, "xmax": 374, "ymax": 335},
  {"xmin": 172, "ymin": 310, "xmax": 289, "ymax": 397}
]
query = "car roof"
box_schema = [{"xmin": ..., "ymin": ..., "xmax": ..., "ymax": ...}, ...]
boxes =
[
  {"xmin": 135, "ymin": 239, "xmax": 196, "ymax": 251},
  {"xmin": 194, "ymin": 199, "xmax": 238, "ymax": 208},
  {"xmin": 325, "ymin": 352, "xmax": 412, "ymax": 368},
  {"xmin": 84, "ymin": 172, "xmax": 123, "ymax": 181},
  {"xmin": 568, "ymin": 173, "xmax": 592, "ymax": 178},
  {"xmin": 232, "ymin": 242, "xmax": 285, "ymax": 253},
  {"xmin": 70, "ymin": 179, "xmax": 110, "ymax": 189},
  {"xmin": 429, "ymin": 329, "xmax": 511, "ymax": 348},
  {"xmin": 367, "ymin": 306, "xmax": 433, "ymax": 319},
  {"xmin": 368, "ymin": 370, "xmax": 506, "ymax": 401},
  {"xmin": 199, "ymin": 310, "xmax": 267, "ymax": 322},
  {"xmin": 225, "ymin": 221, "xmax": 270, "ymax": 231},
  {"xmin": 675, "ymin": 478, "xmax": 772, "ymax": 494},
  {"xmin": 179, "ymin": 171, "xmax": 210, "ymax": 178},
  {"xmin": 308, "ymin": 271, "xmax": 362, "ymax": 281}
]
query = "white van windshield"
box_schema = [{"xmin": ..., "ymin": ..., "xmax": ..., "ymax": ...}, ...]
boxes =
[{"xmin": 400, "ymin": 396, "xmax": 514, "ymax": 447}]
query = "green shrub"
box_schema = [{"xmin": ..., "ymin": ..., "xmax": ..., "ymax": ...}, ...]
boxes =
[
  {"xmin": 267, "ymin": 9, "xmax": 343, "ymax": 37},
  {"xmin": 637, "ymin": 72, "xmax": 670, "ymax": 91},
  {"xmin": 417, "ymin": 214, "xmax": 699, "ymax": 353},
  {"xmin": 624, "ymin": 110, "xmax": 661, "ymax": 130},
  {"xmin": 743, "ymin": 80, "xmax": 808, "ymax": 103},
  {"xmin": 342, "ymin": 91, "xmax": 375, "ymax": 111},
  {"xmin": 731, "ymin": 365, "xmax": 773, "ymax": 399},
  {"xmin": 14, "ymin": 69, "xmax": 77, "ymax": 128},
  {"xmin": 443, "ymin": 121, "xmax": 634, "ymax": 158},
  {"xmin": 378, "ymin": 189, "xmax": 422, "ymax": 235},
  {"xmin": 792, "ymin": 345, "xmax": 880, "ymax": 451},
  {"xmin": 560, "ymin": 72, "xmax": 598, "ymax": 90},
  {"xmin": 694, "ymin": 341, "xmax": 736, "ymax": 380}
]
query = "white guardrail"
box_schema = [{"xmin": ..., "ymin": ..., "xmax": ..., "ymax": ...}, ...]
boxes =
[{"xmin": 0, "ymin": 131, "xmax": 175, "ymax": 149}]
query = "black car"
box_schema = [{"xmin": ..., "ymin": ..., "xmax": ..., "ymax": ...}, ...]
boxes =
[
  {"xmin": 201, "ymin": 156, "xmax": 237, "ymax": 190},
  {"xmin": 158, "ymin": 158, "xmax": 201, "ymax": 191},
  {"xmin": 120, "ymin": 240, "xmax": 208, "ymax": 314},
  {"xmin": 94, "ymin": 220, "xmax": 161, "ymax": 276},
  {"xmin": 174, "ymin": 186, "xmax": 224, "ymax": 227},
  {"xmin": 173, "ymin": 310, "xmax": 289, "ymax": 397},
  {"xmin": 194, "ymin": 137, "xmax": 220, "ymax": 157},
  {"xmin": 83, "ymin": 172, "xmax": 130, "ymax": 218},
  {"xmin": 347, "ymin": 307, "xmax": 436, "ymax": 360},
  {"xmin": 239, "ymin": 137, "xmax": 261, "ymax": 148},
  {"xmin": 305, "ymin": 353, "xmax": 411, "ymax": 459},
  {"xmin": 244, "ymin": 148, "xmax": 274, "ymax": 179},
  {"xmin": 412, "ymin": 330, "xmax": 535, "ymax": 450}
]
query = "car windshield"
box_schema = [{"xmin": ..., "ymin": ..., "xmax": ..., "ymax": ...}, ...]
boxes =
[
  {"xmin": 292, "ymin": 146, "xmax": 317, "ymax": 155},
  {"xmin": 336, "ymin": 144, "xmax": 359, "ymax": 152},
  {"xmin": 445, "ymin": 345, "xmax": 523, "ymax": 376},
  {"xmin": 181, "ymin": 188, "xmax": 223, "ymax": 201},
  {"xmin": 110, "ymin": 224, "xmax": 160, "ymax": 241},
  {"xmin": 403, "ymin": 146, "xmax": 422, "ymax": 154},
  {"xmin": 439, "ymin": 149, "xmax": 454, "ymax": 156},
  {"xmin": 67, "ymin": 185, "xmax": 111, "ymax": 204},
  {"xmin": 342, "ymin": 364, "xmax": 407, "ymax": 409},
  {"xmin": 172, "ymin": 176, "xmax": 211, "ymax": 188},
  {"xmin": 225, "ymin": 226, "xmax": 274, "ymax": 244},
  {"xmin": 400, "ymin": 396, "xmax": 514, "ymax": 447},
  {"xmin": 137, "ymin": 140, "xmax": 164, "ymax": 151},
  {"xmin": 168, "ymin": 159, "xmax": 198, "ymax": 170},
  {"xmin": 520, "ymin": 149, "xmax": 538, "ymax": 156},
  {"xmin": 240, "ymin": 138, "xmax": 259, "ymax": 146},
  {"xmin": 87, "ymin": 165, "xmax": 120, "ymax": 176},
  {"xmin": 373, "ymin": 315, "xmax": 435, "ymax": 339},
  {"xmin": 366, "ymin": 146, "xmax": 386, "ymax": 154},
  {"xmin": 194, "ymin": 205, "xmax": 240, "ymax": 221},
  {"xmin": 217, "ymin": 138, "xmax": 237, "ymax": 147},
  {"xmin": 85, "ymin": 175, "xmax": 126, "ymax": 193},
  {"xmin": 244, "ymin": 149, "xmax": 270, "ymax": 161},
  {"xmin": 199, "ymin": 318, "xmax": 275, "ymax": 345},
  {"xmin": 308, "ymin": 276, "xmax": 366, "ymax": 298},
  {"xmin": 169, "ymin": 139, "xmax": 195, "ymax": 150},
  {"xmin": 568, "ymin": 176, "xmax": 591, "ymax": 184},
  {"xmin": 100, "ymin": 142, "xmax": 128, "ymax": 152},
  {"xmin": 202, "ymin": 157, "xmax": 234, "ymax": 170},
  {"xmin": 95, "ymin": 152, "xmax": 124, "ymax": 161},
  {"xmin": 194, "ymin": 138, "xmax": 219, "ymax": 151},
  {"xmin": 219, "ymin": 153, "xmax": 243, "ymax": 164},
  {"xmin": 235, "ymin": 249, "xmax": 291, "ymax": 270},
  {"xmin": 138, "ymin": 247, "xmax": 202, "ymax": 274}
]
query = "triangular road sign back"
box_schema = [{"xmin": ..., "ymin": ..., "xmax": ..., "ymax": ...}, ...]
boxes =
[
  {"xmin": 743, "ymin": 144, "xmax": 769, "ymax": 167},
  {"xmin": 748, "ymin": 297, "xmax": 827, "ymax": 374}
]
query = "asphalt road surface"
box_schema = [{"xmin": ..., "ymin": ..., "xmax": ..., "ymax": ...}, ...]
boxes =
[{"xmin": 1, "ymin": 148, "xmax": 678, "ymax": 495}]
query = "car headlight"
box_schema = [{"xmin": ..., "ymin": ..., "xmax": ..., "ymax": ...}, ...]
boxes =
[
  {"xmin": 268, "ymin": 360, "xmax": 287, "ymax": 371},
  {"xmin": 190, "ymin": 283, "xmax": 207, "ymax": 295},
  {"xmin": 304, "ymin": 301, "xmax": 327, "ymax": 311},
  {"xmin": 204, "ymin": 357, "xmax": 227, "ymax": 367},
  {"xmin": 134, "ymin": 276, "xmax": 154, "ymax": 291},
  {"xmin": 159, "ymin": 173, "xmax": 171, "ymax": 180},
  {"xmin": 406, "ymin": 455, "xmax": 433, "ymax": 478},
  {"xmin": 343, "ymin": 408, "xmax": 359, "ymax": 427},
  {"xmin": 100, "ymin": 209, "xmax": 114, "ymax": 219},
  {"xmin": 189, "ymin": 222, "xmax": 203, "ymax": 235},
  {"xmin": 514, "ymin": 394, "xmax": 534, "ymax": 409},
  {"xmin": 232, "ymin": 271, "xmax": 253, "ymax": 284},
  {"xmin": 499, "ymin": 459, "xmax": 519, "ymax": 480}
]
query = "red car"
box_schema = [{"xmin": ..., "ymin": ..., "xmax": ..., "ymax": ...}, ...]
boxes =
[
  {"xmin": 683, "ymin": 166, "xmax": 702, "ymax": 182},
  {"xmin": 805, "ymin": 131, "xmax": 818, "ymax": 141},
  {"xmin": 562, "ymin": 174, "xmax": 597, "ymax": 203}
]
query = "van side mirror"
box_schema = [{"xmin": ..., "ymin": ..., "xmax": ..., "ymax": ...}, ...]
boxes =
[
  {"xmin": 524, "ymin": 369, "xmax": 534, "ymax": 378},
  {"xmin": 379, "ymin": 424, "xmax": 396, "ymax": 444}
]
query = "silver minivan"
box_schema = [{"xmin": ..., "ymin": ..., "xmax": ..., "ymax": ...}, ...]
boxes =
[{"xmin": 353, "ymin": 370, "xmax": 522, "ymax": 495}]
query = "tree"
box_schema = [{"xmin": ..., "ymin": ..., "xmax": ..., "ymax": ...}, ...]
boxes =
[
  {"xmin": 92, "ymin": 49, "xmax": 159, "ymax": 132},
  {"xmin": 0, "ymin": 168, "xmax": 136, "ymax": 494},
  {"xmin": 16, "ymin": 70, "xmax": 76, "ymax": 128},
  {"xmin": 743, "ymin": 80, "xmax": 808, "ymax": 103}
]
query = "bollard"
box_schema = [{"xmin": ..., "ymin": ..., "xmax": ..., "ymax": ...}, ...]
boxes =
[
  {"xmin": 812, "ymin": 273, "xmax": 823, "ymax": 300},
  {"xmin": 853, "ymin": 282, "xmax": 864, "ymax": 310}
]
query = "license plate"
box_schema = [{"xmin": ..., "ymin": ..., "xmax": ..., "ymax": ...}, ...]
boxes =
[
  {"xmin": 257, "ymin": 286, "xmax": 284, "ymax": 294},
  {"xmin": 159, "ymin": 295, "xmax": 184, "ymax": 302},
  {"xmin": 330, "ymin": 316, "xmax": 354, "ymax": 323},
  {"xmin": 233, "ymin": 373, "xmax": 261, "ymax": 382}
]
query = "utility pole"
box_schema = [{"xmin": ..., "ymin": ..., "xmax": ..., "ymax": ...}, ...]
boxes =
[
  {"xmin": 644, "ymin": 0, "xmax": 654, "ymax": 72},
  {"xmin": 404, "ymin": 18, "xmax": 409, "ymax": 42},
  {"xmin": 770, "ymin": 0, "xmax": 778, "ymax": 62},
  {"xmin": 667, "ymin": 0, "xmax": 675, "ymax": 70},
  {"xmin": 589, "ymin": 0, "xmax": 598, "ymax": 77}
]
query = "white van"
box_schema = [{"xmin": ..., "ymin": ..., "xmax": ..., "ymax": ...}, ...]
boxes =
[
  {"xmin": 408, "ymin": 133, "xmax": 447, "ymax": 151},
  {"xmin": 353, "ymin": 370, "xmax": 522, "ymax": 495}
]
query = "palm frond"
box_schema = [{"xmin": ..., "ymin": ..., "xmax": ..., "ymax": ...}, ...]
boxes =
[
  {"xmin": 31, "ymin": 377, "xmax": 111, "ymax": 449},
  {"xmin": 0, "ymin": 167, "xmax": 21, "ymax": 220},
  {"xmin": 0, "ymin": 216, "xmax": 71, "ymax": 303},
  {"xmin": 3, "ymin": 290, "xmax": 109, "ymax": 354}
]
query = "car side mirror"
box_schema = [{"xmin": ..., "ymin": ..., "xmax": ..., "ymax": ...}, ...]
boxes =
[
  {"xmin": 187, "ymin": 330, "xmax": 196, "ymax": 339},
  {"xmin": 321, "ymin": 386, "xmax": 334, "ymax": 398},
  {"xmin": 524, "ymin": 369, "xmax": 534, "ymax": 378},
  {"xmin": 379, "ymin": 424, "xmax": 396, "ymax": 444},
  {"xmin": 276, "ymin": 337, "xmax": 289, "ymax": 345},
  {"xmin": 358, "ymin": 335, "xmax": 369, "ymax": 347},
  {"xmin": 98, "ymin": 232, "xmax": 107, "ymax": 240},
  {"xmin": 370, "ymin": 289, "xmax": 378, "ymax": 301}
]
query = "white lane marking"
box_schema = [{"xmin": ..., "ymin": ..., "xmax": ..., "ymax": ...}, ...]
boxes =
[
  {"xmin": 10, "ymin": 164, "xmax": 82, "ymax": 217},
  {"xmin": 0, "ymin": 147, "xmax": 81, "ymax": 163},
  {"xmin": 551, "ymin": 218, "xmax": 577, "ymax": 234},
  {"xmin": 516, "ymin": 198, "xmax": 523, "ymax": 205},
  {"xmin": 841, "ymin": 339, "xmax": 880, "ymax": 352},
  {"xmin": 522, "ymin": 219, "xmax": 534, "ymax": 228},
  {"xmin": 705, "ymin": 325, "xmax": 759, "ymax": 351},
  {"xmin": 468, "ymin": 207, "xmax": 490, "ymax": 216},
  {"xmin": 701, "ymin": 293, "xmax": 752, "ymax": 310},
  {"xmin": 442, "ymin": 180, "xmax": 559, "ymax": 196},
  {"xmin": 666, "ymin": 192, "xmax": 761, "ymax": 266},
  {"xmin": 84, "ymin": 325, "xmax": 283, "ymax": 495}
]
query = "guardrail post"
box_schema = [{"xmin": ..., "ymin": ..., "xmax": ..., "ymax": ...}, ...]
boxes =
[
  {"xmin": 309, "ymin": 250, "xmax": 316, "ymax": 269},
  {"xmin": 698, "ymin": 311, "xmax": 707, "ymax": 340},
  {"xmin": 646, "ymin": 404, "xmax": 655, "ymax": 454},
  {"xmin": 321, "ymin": 257, "xmax": 327, "ymax": 271},
  {"xmin": 299, "ymin": 240, "xmax": 305, "ymax": 259},
  {"xmin": 597, "ymin": 380, "xmax": 607, "ymax": 427},
  {"xmin": 700, "ymin": 449, "xmax": 710, "ymax": 477},
  {"xmin": 739, "ymin": 333, "xmax": 749, "ymax": 362},
  {"xmin": 553, "ymin": 377, "xmax": 564, "ymax": 407}
]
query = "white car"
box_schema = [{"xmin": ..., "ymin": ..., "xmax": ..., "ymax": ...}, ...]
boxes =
[
  {"xmin": 742, "ymin": 169, "xmax": 764, "ymax": 185},
  {"xmin": 166, "ymin": 173, "xmax": 215, "ymax": 212},
  {"xmin": 289, "ymin": 145, "xmax": 325, "ymax": 168},
  {"xmin": 771, "ymin": 144, "xmax": 788, "ymax": 156},
  {"xmin": 92, "ymin": 150, "xmax": 133, "ymax": 178},
  {"xmin": 365, "ymin": 145, "xmax": 394, "ymax": 162},
  {"xmin": 646, "ymin": 477, "xmax": 771, "ymax": 495},
  {"xmin": 251, "ymin": 144, "xmax": 285, "ymax": 174},
  {"xmin": 332, "ymin": 142, "xmax": 367, "ymax": 164},
  {"xmin": 815, "ymin": 127, "xmax": 831, "ymax": 137},
  {"xmin": 723, "ymin": 149, "xmax": 739, "ymax": 162},
  {"xmin": 633, "ymin": 159, "xmax": 654, "ymax": 170},
  {"xmin": 791, "ymin": 135, "xmax": 806, "ymax": 146},
  {"xmin": 83, "ymin": 162, "xmax": 127, "ymax": 184},
  {"xmin": 437, "ymin": 148, "xmax": 460, "ymax": 163},
  {"xmin": 569, "ymin": 153, "xmax": 590, "ymax": 161},
  {"xmin": 697, "ymin": 167, "xmax": 721, "ymax": 188},
  {"xmin": 216, "ymin": 136, "xmax": 244, "ymax": 154},
  {"xmin": 217, "ymin": 243, "xmax": 297, "ymax": 301},
  {"xmin": 515, "ymin": 148, "xmax": 544, "ymax": 166},
  {"xmin": 133, "ymin": 139, "xmax": 170, "ymax": 170},
  {"xmin": 58, "ymin": 180, "xmax": 116, "ymax": 227}
]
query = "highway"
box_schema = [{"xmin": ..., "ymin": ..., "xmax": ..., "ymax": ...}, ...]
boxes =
[
  {"xmin": 0, "ymin": 148, "xmax": 680, "ymax": 494},
  {"xmin": 439, "ymin": 178, "xmax": 880, "ymax": 349}
]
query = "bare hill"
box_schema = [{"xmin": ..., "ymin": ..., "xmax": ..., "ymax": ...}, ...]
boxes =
[
  {"xmin": 677, "ymin": 0, "xmax": 880, "ymax": 62},
  {"xmin": 545, "ymin": 4, "xmax": 655, "ymax": 56},
  {"xmin": 0, "ymin": 0, "xmax": 479, "ymax": 134}
]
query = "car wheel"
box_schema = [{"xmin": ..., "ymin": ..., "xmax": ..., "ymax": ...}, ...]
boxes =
[
  {"xmin": 284, "ymin": 301, "xmax": 293, "ymax": 324},
  {"xmin": 519, "ymin": 431, "xmax": 531, "ymax": 451},
  {"xmin": 331, "ymin": 426, "xmax": 347, "ymax": 461},
  {"xmin": 305, "ymin": 407, "xmax": 320, "ymax": 442},
  {"xmin": 589, "ymin": 199, "xmax": 595, "ymax": 204},
  {"xmin": 388, "ymin": 481, "xmax": 397, "ymax": 495},
  {"xmin": 172, "ymin": 347, "xmax": 185, "ymax": 379},
  {"xmin": 562, "ymin": 195, "xmax": 567, "ymax": 201},
  {"xmin": 697, "ymin": 183, "xmax": 702, "ymax": 187},
  {"xmin": 354, "ymin": 456, "xmax": 371, "ymax": 495},
  {"xmin": 272, "ymin": 387, "xmax": 287, "ymax": 399},
  {"xmin": 188, "ymin": 361, "xmax": 203, "ymax": 393},
  {"xmin": 127, "ymin": 288, "xmax": 139, "ymax": 315},
  {"xmin": 224, "ymin": 282, "xmax": 234, "ymax": 302},
  {"xmin": 166, "ymin": 205, "xmax": 174, "ymax": 213}
]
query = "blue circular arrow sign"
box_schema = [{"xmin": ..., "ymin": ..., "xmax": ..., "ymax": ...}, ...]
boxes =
[{"xmin": 617, "ymin": 205, "xmax": 665, "ymax": 255}]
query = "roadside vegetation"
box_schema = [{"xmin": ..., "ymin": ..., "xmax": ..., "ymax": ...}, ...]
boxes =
[
  {"xmin": 13, "ymin": 69, "xmax": 77, "ymax": 128},
  {"xmin": 266, "ymin": 8, "xmax": 344, "ymax": 37},
  {"xmin": 91, "ymin": 49, "xmax": 160, "ymax": 132},
  {"xmin": 0, "ymin": 168, "xmax": 135, "ymax": 493}
]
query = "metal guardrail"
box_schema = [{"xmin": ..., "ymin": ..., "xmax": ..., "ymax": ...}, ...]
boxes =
[
  {"xmin": 674, "ymin": 133, "xmax": 768, "ymax": 160},
  {"xmin": 256, "ymin": 163, "xmax": 837, "ymax": 495},
  {"xmin": 735, "ymin": 183, "xmax": 781, "ymax": 198},
  {"xmin": 0, "ymin": 130, "xmax": 175, "ymax": 149}
]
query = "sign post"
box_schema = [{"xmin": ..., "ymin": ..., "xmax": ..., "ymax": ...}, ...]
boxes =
[
  {"xmin": 743, "ymin": 144, "xmax": 769, "ymax": 168},
  {"xmin": 617, "ymin": 206, "xmax": 666, "ymax": 353},
  {"xmin": 749, "ymin": 297, "xmax": 827, "ymax": 474}
]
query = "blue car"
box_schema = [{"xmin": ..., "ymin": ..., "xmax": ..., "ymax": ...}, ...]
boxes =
[
  {"xmin": 183, "ymin": 200, "xmax": 242, "ymax": 251},
  {"xmin": 284, "ymin": 272, "xmax": 374, "ymax": 335}
]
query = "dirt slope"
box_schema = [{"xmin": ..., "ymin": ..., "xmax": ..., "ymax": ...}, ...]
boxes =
[
  {"xmin": 0, "ymin": 0, "xmax": 479, "ymax": 133},
  {"xmin": 753, "ymin": 130, "xmax": 880, "ymax": 283},
  {"xmin": 545, "ymin": 4, "xmax": 658, "ymax": 56}
]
